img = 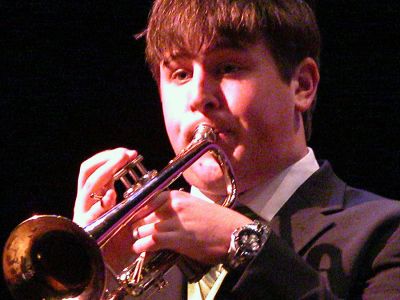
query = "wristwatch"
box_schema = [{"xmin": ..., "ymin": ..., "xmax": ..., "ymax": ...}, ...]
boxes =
[{"xmin": 226, "ymin": 220, "xmax": 272, "ymax": 270}]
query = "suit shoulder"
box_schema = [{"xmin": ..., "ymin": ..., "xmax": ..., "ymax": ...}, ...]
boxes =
[{"xmin": 343, "ymin": 186, "xmax": 400, "ymax": 221}]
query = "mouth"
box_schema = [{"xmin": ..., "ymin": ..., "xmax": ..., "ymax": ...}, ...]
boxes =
[
  {"xmin": 190, "ymin": 124, "xmax": 234, "ymax": 150},
  {"xmin": 188, "ymin": 123, "xmax": 225, "ymax": 141}
]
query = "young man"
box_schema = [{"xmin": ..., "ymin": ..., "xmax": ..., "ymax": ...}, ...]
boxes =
[{"xmin": 73, "ymin": 0, "xmax": 400, "ymax": 298}]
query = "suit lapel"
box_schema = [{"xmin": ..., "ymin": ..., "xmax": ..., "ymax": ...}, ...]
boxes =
[{"xmin": 272, "ymin": 161, "xmax": 347, "ymax": 255}]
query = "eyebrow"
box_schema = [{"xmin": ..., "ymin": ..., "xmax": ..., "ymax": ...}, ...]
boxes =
[{"xmin": 162, "ymin": 43, "xmax": 249, "ymax": 66}]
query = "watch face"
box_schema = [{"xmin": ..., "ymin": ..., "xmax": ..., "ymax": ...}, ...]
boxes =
[
  {"xmin": 237, "ymin": 228, "xmax": 261, "ymax": 254},
  {"xmin": 228, "ymin": 221, "xmax": 271, "ymax": 269}
]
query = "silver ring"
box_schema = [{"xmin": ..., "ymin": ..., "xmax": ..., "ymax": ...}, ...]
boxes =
[{"xmin": 90, "ymin": 193, "xmax": 105, "ymax": 208}]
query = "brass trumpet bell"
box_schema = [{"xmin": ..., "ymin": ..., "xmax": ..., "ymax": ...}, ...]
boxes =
[{"xmin": 3, "ymin": 215, "xmax": 105, "ymax": 300}]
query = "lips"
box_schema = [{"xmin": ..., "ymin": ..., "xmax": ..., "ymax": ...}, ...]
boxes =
[
  {"xmin": 186, "ymin": 123, "xmax": 217, "ymax": 141},
  {"xmin": 184, "ymin": 121, "xmax": 235, "ymax": 149}
]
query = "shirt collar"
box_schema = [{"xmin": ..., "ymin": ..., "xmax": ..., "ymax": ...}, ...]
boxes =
[
  {"xmin": 191, "ymin": 148, "xmax": 319, "ymax": 221},
  {"xmin": 239, "ymin": 148, "xmax": 319, "ymax": 221}
]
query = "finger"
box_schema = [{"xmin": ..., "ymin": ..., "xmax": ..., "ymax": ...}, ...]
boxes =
[
  {"xmin": 100, "ymin": 189, "xmax": 117, "ymax": 210},
  {"xmin": 73, "ymin": 200, "xmax": 103, "ymax": 227},
  {"xmin": 142, "ymin": 190, "xmax": 189, "ymax": 222},
  {"xmin": 78, "ymin": 197, "xmax": 112, "ymax": 226},
  {"xmin": 73, "ymin": 188, "xmax": 116, "ymax": 226},
  {"xmin": 78, "ymin": 149, "xmax": 112, "ymax": 189},
  {"xmin": 84, "ymin": 150, "xmax": 135, "ymax": 197},
  {"xmin": 78, "ymin": 148, "xmax": 137, "ymax": 190},
  {"xmin": 139, "ymin": 192, "xmax": 172, "ymax": 224},
  {"xmin": 130, "ymin": 206, "xmax": 164, "ymax": 229},
  {"xmin": 142, "ymin": 211, "xmax": 162, "ymax": 224},
  {"xmin": 133, "ymin": 223, "xmax": 156, "ymax": 240},
  {"xmin": 81, "ymin": 149, "xmax": 137, "ymax": 193},
  {"xmin": 132, "ymin": 231, "xmax": 178, "ymax": 254},
  {"xmin": 133, "ymin": 219, "xmax": 177, "ymax": 240},
  {"xmin": 76, "ymin": 149, "xmax": 137, "ymax": 211},
  {"xmin": 78, "ymin": 148, "xmax": 133, "ymax": 188}
]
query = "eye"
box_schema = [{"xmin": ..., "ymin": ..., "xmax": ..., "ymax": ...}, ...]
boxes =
[
  {"xmin": 217, "ymin": 63, "xmax": 241, "ymax": 75},
  {"xmin": 171, "ymin": 69, "xmax": 191, "ymax": 83}
]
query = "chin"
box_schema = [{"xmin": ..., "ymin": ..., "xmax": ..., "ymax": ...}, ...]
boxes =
[{"xmin": 183, "ymin": 156, "xmax": 227, "ymax": 196}]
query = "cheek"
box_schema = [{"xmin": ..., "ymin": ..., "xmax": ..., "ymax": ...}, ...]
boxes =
[
  {"xmin": 160, "ymin": 91, "xmax": 183, "ymax": 153},
  {"xmin": 222, "ymin": 81, "xmax": 247, "ymax": 108},
  {"xmin": 222, "ymin": 80, "xmax": 262, "ymax": 126},
  {"xmin": 238, "ymin": 81, "xmax": 292, "ymax": 123}
]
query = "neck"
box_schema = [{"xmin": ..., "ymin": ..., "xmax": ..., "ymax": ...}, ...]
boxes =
[{"xmin": 237, "ymin": 145, "xmax": 310, "ymax": 195}]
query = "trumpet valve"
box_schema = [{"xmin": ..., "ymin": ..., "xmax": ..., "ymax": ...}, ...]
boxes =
[{"xmin": 113, "ymin": 155, "xmax": 158, "ymax": 199}]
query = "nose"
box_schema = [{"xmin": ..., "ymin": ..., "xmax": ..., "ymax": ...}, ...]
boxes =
[{"xmin": 188, "ymin": 65, "xmax": 220, "ymax": 113}]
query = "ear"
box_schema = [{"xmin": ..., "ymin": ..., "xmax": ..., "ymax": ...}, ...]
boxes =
[{"xmin": 292, "ymin": 58, "xmax": 320, "ymax": 112}]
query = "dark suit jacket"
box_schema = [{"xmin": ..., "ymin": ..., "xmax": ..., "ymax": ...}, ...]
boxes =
[{"xmin": 216, "ymin": 161, "xmax": 400, "ymax": 299}]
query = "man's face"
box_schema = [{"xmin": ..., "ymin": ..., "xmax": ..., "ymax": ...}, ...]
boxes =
[{"xmin": 159, "ymin": 41, "xmax": 305, "ymax": 196}]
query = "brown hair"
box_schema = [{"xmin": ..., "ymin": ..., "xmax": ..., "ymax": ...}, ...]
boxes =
[{"xmin": 145, "ymin": 0, "xmax": 320, "ymax": 140}]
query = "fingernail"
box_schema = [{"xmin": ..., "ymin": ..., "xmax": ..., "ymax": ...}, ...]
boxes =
[{"xmin": 132, "ymin": 227, "xmax": 140, "ymax": 239}]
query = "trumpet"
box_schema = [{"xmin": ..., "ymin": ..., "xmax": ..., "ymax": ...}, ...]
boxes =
[{"xmin": 2, "ymin": 124, "xmax": 237, "ymax": 300}]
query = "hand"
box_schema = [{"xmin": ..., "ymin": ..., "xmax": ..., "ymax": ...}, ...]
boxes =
[
  {"xmin": 132, "ymin": 190, "xmax": 251, "ymax": 265},
  {"xmin": 73, "ymin": 148, "xmax": 137, "ymax": 227}
]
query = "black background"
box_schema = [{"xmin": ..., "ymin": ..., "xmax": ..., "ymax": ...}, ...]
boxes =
[{"xmin": 1, "ymin": 1, "xmax": 399, "ymax": 298}]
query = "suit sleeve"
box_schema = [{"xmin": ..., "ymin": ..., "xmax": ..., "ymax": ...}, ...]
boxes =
[
  {"xmin": 218, "ymin": 215, "xmax": 400, "ymax": 299},
  {"xmin": 219, "ymin": 232, "xmax": 339, "ymax": 299},
  {"xmin": 355, "ymin": 219, "xmax": 400, "ymax": 300}
]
